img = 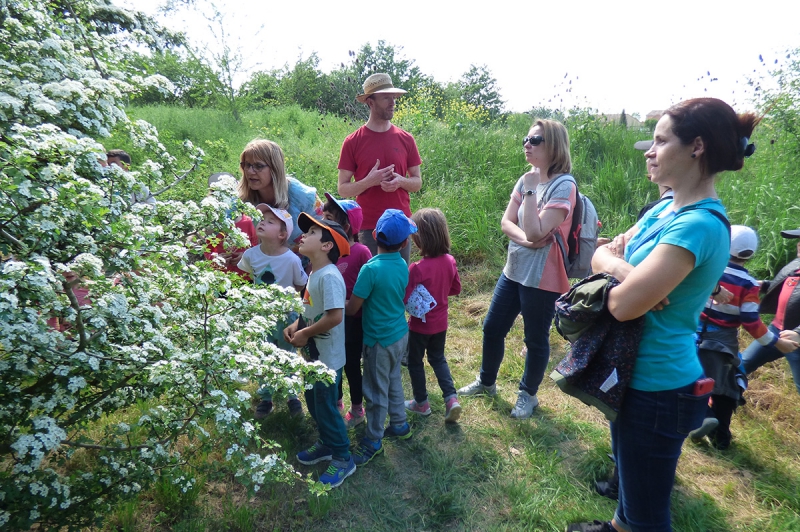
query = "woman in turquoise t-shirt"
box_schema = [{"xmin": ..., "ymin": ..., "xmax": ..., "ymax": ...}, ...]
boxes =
[{"xmin": 567, "ymin": 99, "xmax": 761, "ymax": 532}]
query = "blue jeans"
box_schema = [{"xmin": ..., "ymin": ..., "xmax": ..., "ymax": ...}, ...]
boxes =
[
  {"xmin": 741, "ymin": 323, "xmax": 800, "ymax": 395},
  {"xmin": 480, "ymin": 273, "xmax": 559, "ymax": 395},
  {"xmin": 611, "ymin": 383, "xmax": 708, "ymax": 532},
  {"xmin": 408, "ymin": 330, "xmax": 457, "ymax": 403},
  {"xmin": 304, "ymin": 368, "xmax": 350, "ymax": 460}
]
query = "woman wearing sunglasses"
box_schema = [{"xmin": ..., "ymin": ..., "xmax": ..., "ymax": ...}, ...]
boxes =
[
  {"xmin": 238, "ymin": 138, "xmax": 323, "ymax": 252},
  {"xmin": 566, "ymin": 99, "xmax": 759, "ymax": 532},
  {"xmin": 458, "ymin": 119, "xmax": 576, "ymax": 419}
]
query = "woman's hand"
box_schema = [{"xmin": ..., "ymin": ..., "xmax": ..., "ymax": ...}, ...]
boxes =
[
  {"xmin": 778, "ymin": 330, "xmax": 800, "ymax": 352},
  {"xmin": 522, "ymin": 167, "xmax": 543, "ymax": 191}
]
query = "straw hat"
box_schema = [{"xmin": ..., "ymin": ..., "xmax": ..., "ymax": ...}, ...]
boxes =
[{"xmin": 355, "ymin": 73, "xmax": 407, "ymax": 103}]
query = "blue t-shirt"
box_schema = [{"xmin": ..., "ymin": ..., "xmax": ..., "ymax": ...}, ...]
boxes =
[
  {"xmin": 625, "ymin": 198, "xmax": 729, "ymax": 391},
  {"xmin": 352, "ymin": 252, "xmax": 409, "ymax": 347}
]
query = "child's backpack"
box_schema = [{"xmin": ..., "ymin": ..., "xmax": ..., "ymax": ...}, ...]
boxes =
[{"xmin": 541, "ymin": 174, "xmax": 599, "ymax": 279}]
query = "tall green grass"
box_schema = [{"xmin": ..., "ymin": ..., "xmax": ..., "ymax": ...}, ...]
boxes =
[{"xmin": 116, "ymin": 104, "xmax": 800, "ymax": 279}]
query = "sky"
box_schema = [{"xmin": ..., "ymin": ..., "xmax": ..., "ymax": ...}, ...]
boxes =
[{"xmin": 128, "ymin": 0, "xmax": 800, "ymax": 118}]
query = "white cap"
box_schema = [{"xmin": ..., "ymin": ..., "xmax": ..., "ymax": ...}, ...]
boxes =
[{"xmin": 730, "ymin": 225, "xmax": 758, "ymax": 259}]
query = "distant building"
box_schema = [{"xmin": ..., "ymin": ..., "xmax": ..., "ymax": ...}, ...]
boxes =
[
  {"xmin": 599, "ymin": 113, "xmax": 643, "ymax": 128},
  {"xmin": 646, "ymin": 110, "xmax": 664, "ymax": 122}
]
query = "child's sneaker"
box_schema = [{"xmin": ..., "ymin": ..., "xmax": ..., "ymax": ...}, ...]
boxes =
[
  {"xmin": 404, "ymin": 399, "xmax": 431, "ymax": 416},
  {"xmin": 254, "ymin": 400, "xmax": 274, "ymax": 420},
  {"xmin": 444, "ymin": 397, "xmax": 462, "ymax": 423},
  {"xmin": 565, "ymin": 520, "xmax": 614, "ymax": 532},
  {"xmin": 510, "ymin": 390, "xmax": 538, "ymax": 419},
  {"xmin": 344, "ymin": 407, "xmax": 365, "ymax": 429},
  {"xmin": 319, "ymin": 456, "xmax": 356, "ymax": 488},
  {"xmin": 352, "ymin": 437, "xmax": 383, "ymax": 466},
  {"xmin": 296, "ymin": 441, "xmax": 333, "ymax": 465},
  {"xmin": 336, "ymin": 399, "xmax": 344, "ymax": 414},
  {"xmin": 689, "ymin": 417, "xmax": 719, "ymax": 442},
  {"xmin": 457, "ymin": 376, "xmax": 497, "ymax": 397},
  {"xmin": 287, "ymin": 398, "xmax": 304, "ymax": 417},
  {"xmin": 383, "ymin": 422, "xmax": 413, "ymax": 440}
]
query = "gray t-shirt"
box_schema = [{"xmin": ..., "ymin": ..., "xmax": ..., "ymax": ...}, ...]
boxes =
[
  {"xmin": 303, "ymin": 263, "xmax": 346, "ymax": 370},
  {"xmin": 503, "ymin": 175, "xmax": 574, "ymax": 289}
]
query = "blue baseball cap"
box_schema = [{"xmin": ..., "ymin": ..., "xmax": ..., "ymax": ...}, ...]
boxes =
[
  {"xmin": 375, "ymin": 209, "xmax": 417, "ymax": 247},
  {"xmin": 323, "ymin": 192, "xmax": 364, "ymax": 233}
]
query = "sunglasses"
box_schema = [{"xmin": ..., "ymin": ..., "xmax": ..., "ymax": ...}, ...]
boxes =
[
  {"xmin": 523, "ymin": 135, "xmax": 545, "ymax": 146},
  {"xmin": 240, "ymin": 162, "xmax": 270, "ymax": 172}
]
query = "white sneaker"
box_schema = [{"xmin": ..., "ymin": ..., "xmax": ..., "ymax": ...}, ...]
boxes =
[
  {"xmin": 457, "ymin": 376, "xmax": 497, "ymax": 397},
  {"xmin": 510, "ymin": 391, "xmax": 538, "ymax": 419}
]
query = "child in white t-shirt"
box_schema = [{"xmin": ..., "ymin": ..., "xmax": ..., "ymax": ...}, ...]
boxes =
[
  {"xmin": 238, "ymin": 204, "xmax": 307, "ymax": 292},
  {"xmin": 238, "ymin": 203, "xmax": 308, "ymax": 418}
]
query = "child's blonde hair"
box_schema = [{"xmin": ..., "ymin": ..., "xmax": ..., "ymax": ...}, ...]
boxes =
[{"xmin": 411, "ymin": 208, "xmax": 451, "ymax": 258}]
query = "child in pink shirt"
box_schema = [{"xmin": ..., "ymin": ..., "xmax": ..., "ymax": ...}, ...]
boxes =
[
  {"xmin": 322, "ymin": 193, "xmax": 372, "ymax": 427},
  {"xmin": 403, "ymin": 208, "xmax": 463, "ymax": 422}
]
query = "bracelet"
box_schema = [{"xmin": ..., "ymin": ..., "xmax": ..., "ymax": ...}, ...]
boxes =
[{"xmin": 711, "ymin": 284, "xmax": 721, "ymax": 296}]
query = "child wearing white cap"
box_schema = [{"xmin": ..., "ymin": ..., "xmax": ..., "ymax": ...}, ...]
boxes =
[
  {"xmin": 692, "ymin": 225, "xmax": 798, "ymax": 449},
  {"xmin": 238, "ymin": 203, "xmax": 309, "ymax": 419}
]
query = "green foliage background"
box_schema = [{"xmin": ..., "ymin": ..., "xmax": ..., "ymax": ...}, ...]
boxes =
[{"xmin": 119, "ymin": 98, "xmax": 800, "ymax": 281}]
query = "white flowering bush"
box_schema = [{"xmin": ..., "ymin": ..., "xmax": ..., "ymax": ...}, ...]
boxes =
[{"xmin": 0, "ymin": 1, "xmax": 333, "ymax": 529}]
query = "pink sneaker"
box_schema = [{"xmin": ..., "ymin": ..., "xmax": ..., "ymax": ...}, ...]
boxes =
[
  {"xmin": 344, "ymin": 407, "xmax": 365, "ymax": 428},
  {"xmin": 404, "ymin": 399, "xmax": 431, "ymax": 416},
  {"xmin": 445, "ymin": 397, "xmax": 462, "ymax": 423}
]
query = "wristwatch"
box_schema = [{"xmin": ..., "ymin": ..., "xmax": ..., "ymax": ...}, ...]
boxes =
[{"xmin": 523, "ymin": 189, "xmax": 536, "ymax": 197}]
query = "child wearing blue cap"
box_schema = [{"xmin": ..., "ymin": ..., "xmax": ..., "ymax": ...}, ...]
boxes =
[{"xmin": 345, "ymin": 209, "xmax": 417, "ymax": 465}]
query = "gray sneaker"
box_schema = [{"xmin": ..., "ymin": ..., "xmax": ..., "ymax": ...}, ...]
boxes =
[
  {"xmin": 457, "ymin": 376, "xmax": 497, "ymax": 397},
  {"xmin": 510, "ymin": 390, "xmax": 538, "ymax": 419}
]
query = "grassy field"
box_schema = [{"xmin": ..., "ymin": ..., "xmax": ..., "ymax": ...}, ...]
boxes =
[
  {"xmin": 104, "ymin": 264, "xmax": 800, "ymax": 532},
  {"xmin": 101, "ymin": 104, "xmax": 800, "ymax": 531}
]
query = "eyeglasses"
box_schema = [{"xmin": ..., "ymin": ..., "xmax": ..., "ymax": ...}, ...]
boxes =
[
  {"xmin": 240, "ymin": 162, "xmax": 269, "ymax": 172},
  {"xmin": 523, "ymin": 135, "xmax": 545, "ymax": 147}
]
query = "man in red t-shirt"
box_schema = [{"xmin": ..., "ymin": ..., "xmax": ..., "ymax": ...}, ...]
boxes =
[{"xmin": 337, "ymin": 73, "xmax": 422, "ymax": 263}]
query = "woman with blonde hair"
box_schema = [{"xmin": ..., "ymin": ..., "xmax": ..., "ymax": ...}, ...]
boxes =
[
  {"xmin": 238, "ymin": 138, "xmax": 322, "ymax": 250},
  {"xmin": 237, "ymin": 139, "xmax": 322, "ymax": 419},
  {"xmin": 458, "ymin": 119, "xmax": 576, "ymax": 419}
]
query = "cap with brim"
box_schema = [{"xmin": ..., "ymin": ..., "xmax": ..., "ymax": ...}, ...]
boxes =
[
  {"xmin": 375, "ymin": 209, "xmax": 417, "ymax": 247},
  {"xmin": 781, "ymin": 228, "xmax": 800, "ymax": 239},
  {"xmin": 324, "ymin": 192, "xmax": 363, "ymax": 234},
  {"xmin": 355, "ymin": 73, "xmax": 407, "ymax": 103},
  {"xmin": 255, "ymin": 203, "xmax": 293, "ymax": 239},
  {"xmin": 634, "ymin": 140, "xmax": 654, "ymax": 151},
  {"xmin": 297, "ymin": 212, "xmax": 351, "ymax": 257},
  {"xmin": 730, "ymin": 225, "xmax": 758, "ymax": 259}
]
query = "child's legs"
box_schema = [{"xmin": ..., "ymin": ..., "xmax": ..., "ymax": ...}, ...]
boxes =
[
  {"xmin": 362, "ymin": 342, "xmax": 390, "ymax": 441},
  {"xmin": 424, "ymin": 330, "xmax": 457, "ymax": 400},
  {"xmin": 385, "ymin": 334, "xmax": 409, "ymax": 426},
  {"xmin": 344, "ymin": 315, "xmax": 364, "ymax": 405},
  {"xmin": 711, "ymin": 394, "xmax": 736, "ymax": 438},
  {"xmin": 308, "ymin": 369, "xmax": 350, "ymax": 460},
  {"xmin": 262, "ymin": 311, "xmax": 300, "ymax": 402},
  {"xmin": 407, "ymin": 331, "xmax": 429, "ymax": 403}
]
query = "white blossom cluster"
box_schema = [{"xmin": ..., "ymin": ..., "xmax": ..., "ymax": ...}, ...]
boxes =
[{"xmin": 0, "ymin": 1, "xmax": 332, "ymax": 529}]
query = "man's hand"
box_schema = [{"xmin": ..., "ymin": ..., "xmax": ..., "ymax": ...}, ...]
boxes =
[
  {"xmin": 380, "ymin": 172, "xmax": 405, "ymax": 192},
  {"xmin": 364, "ymin": 159, "xmax": 395, "ymax": 189}
]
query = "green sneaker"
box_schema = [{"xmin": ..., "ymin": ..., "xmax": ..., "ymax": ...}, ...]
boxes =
[
  {"xmin": 352, "ymin": 437, "xmax": 383, "ymax": 466},
  {"xmin": 383, "ymin": 422, "xmax": 412, "ymax": 440}
]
